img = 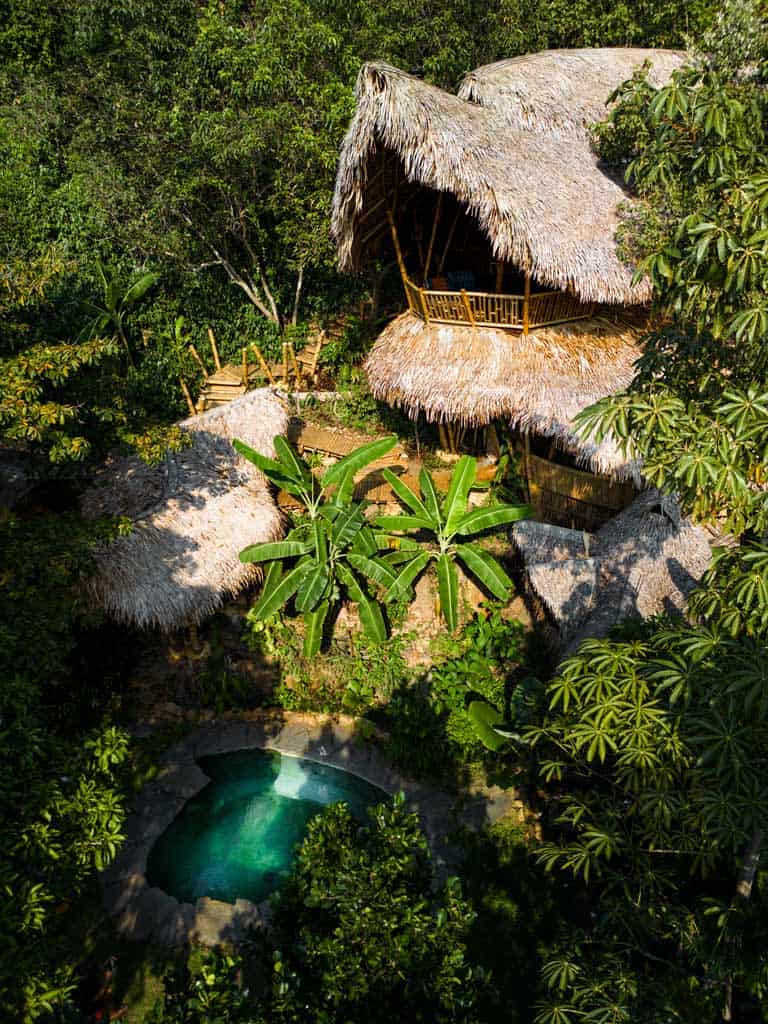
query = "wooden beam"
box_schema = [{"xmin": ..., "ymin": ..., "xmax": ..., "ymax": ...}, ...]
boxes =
[
  {"xmin": 180, "ymin": 376, "xmax": 196, "ymax": 416},
  {"xmin": 250, "ymin": 343, "xmax": 275, "ymax": 384},
  {"xmin": 422, "ymin": 192, "xmax": 443, "ymax": 286},
  {"xmin": 437, "ymin": 208, "xmax": 461, "ymax": 275},
  {"xmin": 523, "ymin": 274, "xmax": 531, "ymax": 336},
  {"xmin": 188, "ymin": 344, "xmax": 208, "ymax": 375},
  {"xmin": 241, "ymin": 346, "xmax": 248, "ymax": 387},
  {"xmin": 419, "ymin": 286, "xmax": 430, "ymax": 324},
  {"xmin": 207, "ymin": 327, "xmax": 222, "ymax": 370},
  {"xmin": 460, "ymin": 289, "xmax": 475, "ymax": 326},
  {"xmin": 386, "ymin": 207, "xmax": 408, "ymax": 290}
]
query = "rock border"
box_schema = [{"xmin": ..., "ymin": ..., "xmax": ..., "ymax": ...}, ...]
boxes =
[{"xmin": 101, "ymin": 710, "xmax": 516, "ymax": 946}]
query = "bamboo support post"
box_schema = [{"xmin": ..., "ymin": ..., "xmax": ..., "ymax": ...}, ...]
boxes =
[
  {"xmin": 188, "ymin": 344, "xmax": 208, "ymax": 375},
  {"xmin": 422, "ymin": 192, "xmax": 443, "ymax": 286},
  {"xmin": 241, "ymin": 347, "xmax": 248, "ymax": 386},
  {"xmin": 179, "ymin": 377, "xmax": 196, "ymax": 416},
  {"xmin": 288, "ymin": 342, "xmax": 301, "ymax": 387},
  {"xmin": 207, "ymin": 327, "xmax": 222, "ymax": 370},
  {"xmin": 281, "ymin": 341, "xmax": 289, "ymax": 384},
  {"xmin": 523, "ymin": 274, "xmax": 531, "ymax": 336},
  {"xmin": 418, "ymin": 286, "xmax": 430, "ymax": 323},
  {"xmin": 446, "ymin": 422, "xmax": 457, "ymax": 454},
  {"xmin": 460, "ymin": 289, "xmax": 475, "ymax": 326},
  {"xmin": 386, "ymin": 208, "xmax": 409, "ymax": 290},
  {"xmin": 524, "ymin": 432, "xmax": 532, "ymax": 504},
  {"xmin": 437, "ymin": 208, "xmax": 460, "ymax": 276},
  {"xmin": 249, "ymin": 343, "xmax": 274, "ymax": 385},
  {"xmin": 495, "ymin": 261, "xmax": 504, "ymax": 293},
  {"xmin": 438, "ymin": 422, "xmax": 450, "ymax": 452}
]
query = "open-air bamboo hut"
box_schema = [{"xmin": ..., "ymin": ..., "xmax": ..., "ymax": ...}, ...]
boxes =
[
  {"xmin": 331, "ymin": 48, "xmax": 686, "ymax": 529},
  {"xmin": 81, "ymin": 389, "xmax": 288, "ymax": 632}
]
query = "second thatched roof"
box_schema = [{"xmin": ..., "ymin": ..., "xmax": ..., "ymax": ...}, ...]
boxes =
[
  {"xmin": 332, "ymin": 50, "xmax": 685, "ymax": 305},
  {"xmin": 81, "ymin": 389, "xmax": 288, "ymax": 632},
  {"xmin": 364, "ymin": 310, "xmax": 641, "ymax": 478}
]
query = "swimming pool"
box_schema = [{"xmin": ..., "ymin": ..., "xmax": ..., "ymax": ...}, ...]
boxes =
[{"xmin": 146, "ymin": 748, "xmax": 385, "ymax": 905}]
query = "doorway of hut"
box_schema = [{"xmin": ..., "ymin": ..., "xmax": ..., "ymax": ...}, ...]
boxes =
[{"xmin": 434, "ymin": 420, "xmax": 637, "ymax": 533}]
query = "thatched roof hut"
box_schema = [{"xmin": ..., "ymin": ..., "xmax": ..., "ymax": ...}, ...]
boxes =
[
  {"xmin": 511, "ymin": 490, "xmax": 713, "ymax": 648},
  {"xmin": 332, "ymin": 49, "xmax": 684, "ymax": 304},
  {"xmin": 365, "ymin": 310, "xmax": 641, "ymax": 478},
  {"xmin": 81, "ymin": 389, "xmax": 288, "ymax": 632}
]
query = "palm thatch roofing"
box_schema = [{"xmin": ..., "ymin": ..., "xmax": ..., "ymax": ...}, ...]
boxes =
[
  {"xmin": 81, "ymin": 389, "xmax": 288, "ymax": 632},
  {"xmin": 511, "ymin": 490, "xmax": 713, "ymax": 648},
  {"xmin": 332, "ymin": 49, "xmax": 685, "ymax": 304},
  {"xmin": 365, "ymin": 310, "xmax": 642, "ymax": 478}
]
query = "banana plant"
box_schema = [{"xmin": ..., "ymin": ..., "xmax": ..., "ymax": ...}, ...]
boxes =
[
  {"xmin": 80, "ymin": 259, "xmax": 159, "ymax": 366},
  {"xmin": 370, "ymin": 456, "xmax": 531, "ymax": 631},
  {"xmin": 234, "ymin": 434, "xmax": 400, "ymax": 655}
]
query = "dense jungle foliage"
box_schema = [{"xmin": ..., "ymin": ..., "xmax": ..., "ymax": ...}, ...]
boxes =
[{"xmin": 5, "ymin": 0, "xmax": 768, "ymax": 1022}]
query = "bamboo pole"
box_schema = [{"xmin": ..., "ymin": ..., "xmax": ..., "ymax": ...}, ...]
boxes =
[
  {"xmin": 386, "ymin": 208, "xmax": 408, "ymax": 290},
  {"xmin": 179, "ymin": 377, "xmax": 196, "ymax": 416},
  {"xmin": 495, "ymin": 261, "xmax": 504, "ymax": 294},
  {"xmin": 250, "ymin": 343, "xmax": 275, "ymax": 385},
  {"xmin": 438, "ymin": 422, "xmax": 450, "ymax": 451},
  {"xmin": 524, "ymin": 432, "xmax": 533, "ymax": 504},
  {"xmin": 288, "ymin": 342, "xmax": 301, "ymax": 387},
  {"xmin": 437, "ymin": 208, "xmax": 460, "ymax": 276},
  {"xmin": 418, "ymin": 286, "xmax": 430, "ymax": 324},
  {"xmin": 446, "ymin": 422, "xmax": 457, "ymax": 454},
  {"xmin": 422, "ymin": 192, "xmax": 443, "ymax": 286},
  {"xmin": 281, "ymin": 341, "xmax": 289, "ymax": 384},
  {"xmin": 241, "ymin": 346, "xmax": 248, "ymax": 387},
  {"xmin": 188, "ymin": 344, "xmax": 208, "ymax": 375},
  {"xmin": 523, "ymin": 274, "xmax": 531, "ymax": 336},
  {"xmin": 460, "ymin": 289, "xmax": 475, "ymax": 326},
  {"xmin": 207, "ymin": 327, "xmax": 222, "ymax": 370}
]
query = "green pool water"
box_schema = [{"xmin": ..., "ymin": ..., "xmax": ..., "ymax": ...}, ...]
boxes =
[{"xmin": 146, "ymin": 748, "xmax": 385, "ymax": 905}]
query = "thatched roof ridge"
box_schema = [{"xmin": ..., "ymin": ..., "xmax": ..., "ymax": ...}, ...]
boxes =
[
  {"xmin": 458, "ymin": 48, "xmax": 685, "ymax": 134},
  {"xmin": 332, "ymin": 54, "xmax": 681, "ymax": 303},
  {"xmin": 511, "ymin": 491, "xmax": 713, "ymax": 647},
  {"xmin": 82, "ymin": 389, "xmax": 288, "ymax": 632},
  {"xmin": 364, "ymin": 310, "xmax": 641, "ymax": 478}
]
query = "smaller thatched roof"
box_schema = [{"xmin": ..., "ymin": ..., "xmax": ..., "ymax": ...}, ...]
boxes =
[
  {"xmin": 512, "ymin": 490, "xmax": 713, "ymax": 648},
  {"xmin": 459, "ymin": 48, "xmax": 685, "ymax": 134},
  {"xmin": 82, "ymin": 389, "xmax": 288, "ymax": 632},
  {"xmin": 365, "ymin": 310, "xmax": 641, "ymax": 478}
]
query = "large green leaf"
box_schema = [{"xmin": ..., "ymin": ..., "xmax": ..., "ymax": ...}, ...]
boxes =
[
  {"xmin": 443, "ymin": 456, "xmax": 477, "ymax": 534},
  {"xmin": 350, "ymin": 524, "xmax": 379, "ymax": 556},
  {"xmin": 122, "ymin": 271, "xmax": 159, "ymax": 306},
  {"xmin": 380, "ymin": 468, "xmax": 433, "ymax": 523},
  {"xmin": 274, "ymin": 435, "xmax": 314, "ymax": 489},
  {"xmin": 312, "ymin": 519, "xmax": 328, "ymax": 562},
  {"xmin": 321, "ymin": 435, "xmax": 399, "ymax": 489},
  {"xmin": 453, "ymin": 503, "xmax": 532, "ymax": 537},
  {"xmin": 295, "ymin": 562, "xmax": 330, "ymax": 612},
  {"xmin": 303, "ymin": 600, "xmax": 329, "ymax": 657},
  {"xmin": 374, "ymin": 514, "xmax": 433, "ymax": 532},
  {"xmin": 419, "ymin": 466, "xmax": 442, "ymax": 523},
  {"xmin": 330, "ymin": 504, "xmax": 365, "ymax": 548},
  {"xmin": 358, "ymin": 593, "xmax": 387, "ymax": 641},
  {"xmin": 346, "ymin": 553, "xmax": 398, "ymax": 589},
  {"xmin": 251, "ymin": 561, "xmax": 310, "ymax": 621},
  {"xmin": 239, "ymin": 540, "xmax": 312, "ymax": 564},
  {"xmin": 468, "ymin": 701, "xmax": 508, "ymax": 751},
  {"xmin": 436, "ymin": 552, "xmax": 459, "ymax": 631},
  {"xmin": 384, "ymin": 551, "xmax": 431, "ymax": 602},
  {"xmin": 455, "ymin": 542, "xmax": 512, "ymax": 601}
]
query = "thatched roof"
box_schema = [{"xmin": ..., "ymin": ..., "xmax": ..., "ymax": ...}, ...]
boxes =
[
  {"xmin": 364, "ymin": 310, "xmax": 641, "ymax": 478},
  {"xmin": 332, "ymin": 50, "xmax": 684, "ymax": 304},
  {"xmin": 459, "ymin": 48, "xmax": 685, "ymax": 134},
  {"xmin": 511, "ymin": 490, "xmax": 713, "ymax": 648},
  {"xmin": 81, "ymin": 389, "xmax": 288, "ymax": 632}
]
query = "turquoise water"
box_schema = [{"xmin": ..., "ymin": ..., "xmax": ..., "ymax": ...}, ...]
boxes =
[{"xmin": 146, "ymin": 748, "xmax": 384, "ymax": 904}]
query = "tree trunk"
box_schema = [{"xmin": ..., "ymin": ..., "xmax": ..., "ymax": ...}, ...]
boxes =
[{"xmin": 722, "ymin": 828, "xmax": 763, "ymax": 1021}]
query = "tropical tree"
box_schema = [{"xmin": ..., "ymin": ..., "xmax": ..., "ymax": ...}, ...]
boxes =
[{"xmin": 373, "ymin": 456, "xmax": 531, "ymax": 631}]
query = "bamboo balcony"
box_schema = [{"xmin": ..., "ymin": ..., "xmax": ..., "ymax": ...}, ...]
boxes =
[{"xmin": 403, "ymin": 277, "xmax": 594, "ymax": 332}]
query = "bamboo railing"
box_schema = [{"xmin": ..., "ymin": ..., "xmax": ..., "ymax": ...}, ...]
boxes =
[{"xmin": 403, "ymin": 277, "xmax": 592, "ymax": 332}]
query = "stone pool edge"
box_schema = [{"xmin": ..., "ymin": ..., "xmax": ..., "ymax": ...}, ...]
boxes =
[{"xmin": 100, "ymin": 709, "xmax": 514, "ymax": 947}]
